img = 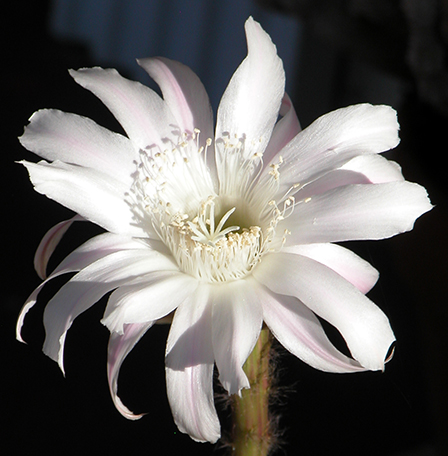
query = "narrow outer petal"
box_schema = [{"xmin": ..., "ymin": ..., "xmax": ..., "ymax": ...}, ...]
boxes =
[
  {"xmin": 283, "ymin": 243, "xmax": 379, "ymax": 294},
  {"xmin": 43, "ymin": 248, "xmax": 178, "ymax": 373},
  {"xmin": 286, "ymin": 181, "xmax": 432, "ymax": 244},
  {"xmin": 211, "ymin": 278, "xmax": 263, "ymax": 395},
  {"xmin": 258, "ymin": 285, "xmax": 365, "ymax": 372},
  {"xmin": 17, "ymin": 233, "xmax": 148, "ymax": 343},
  {"xmin": 107, "ymin": 322, "xmax": 154, "ymax": 419},
  {"xmin": 165, "ymin": 284, "xmax": 220, "ymax": 443},
  {"xmin": 216, "ymin": 17, "xmax": 285, "ymax": 157},
  {"xmin": 253, "ymin": 253, "xmax": 395, "ymax": 371},
  {"xmin": 34, "ymin": 215, "xmax": 84, "ymax": 280}
]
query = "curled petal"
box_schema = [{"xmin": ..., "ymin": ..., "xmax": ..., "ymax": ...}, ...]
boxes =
[
  {"xmin": 165, "ymin": 284, "xmax": 220, "ymax": 443},
  {"xmin": 258, "ymin": 285, "xmax": 365, "ymax": 373},
  {"xmin": 283, "ymin": 243, "xmax": 379, "ymax": 294},
  {"xmin": 286, "ymin": 181, "xmax": 433, "ymax": 244},
  {"xmin": 211, "ymin": 278, "xmax": 263, "ymax": 395},
  {"xmin": 107, "ymin": 322, "xmax": 154, "ymax": 420},
  {"xmin": 17, "ymin": 233, "xmax": 147, "ymax": 343},
  {"xmin": 253, "ymin": 253, "xmax": 395, "ymax": 371},
  {"xmin": 34, "ymin": 215, "xmax": 84, "ymax": 280},
  {"xmin": 43, "ymin": 248, "xmax": 178, "ymax": 373}
]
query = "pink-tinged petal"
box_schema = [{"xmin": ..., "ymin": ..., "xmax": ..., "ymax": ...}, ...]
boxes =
[
  {"xmin": 107, "ymin": 322, "xmax": 153, "ymax": 420},
  {"xmin": 271, "ymin": 104, "xmax": 400, "ymax": 195},
  {"xmin": 165, "ymin": 284, "xmax": 220, "ymax": 443},
  {"xmin": 20, "ymin": 109, "xmax": 138, "ymax": 186},
  {"xmin": 286, "ymin": 181, "xmax": 432, "ymax": 244},
  {"xmin": 293, "ymin": 154, "xmax": 405, "ymax": 201},
  {"xmin": 43, "ymin": 248, "xmax": 178, "ymax": 373},
  {"xmin": 283, "ymin": 243, "xmax": 379, "ymax": 294},
  {"xmin": 262, "ymin": 93, "xmax": 301, "ymax": 166},
  {"xmin": 21, "ymin": 160, "xmax": 149, "ymax": 238},
  {"xmin": 294, "ymin": 169, "xmax": 372, "ymax": 201},
  {"xmin": 34, "ymin": 215, "xmax": 84, "ymax": 280},
  {"xmin": 216, "ymin": 17, "xmax": 285, "ymax": 157},
  {"xmin": 70, "ymin": 67, "xmax": 177, "ymax": 151},
  {"xmin": 211, "ymin": 278, "xmax": 263, "ymax": 395},
  {"xmin": 257, "ymin": 284, "xmax": 365, "ymax": 372},
  {"xmin": 138, "ymin": 57, "xmax": 214, "ymax": 145},
  {"xmin": 17, "ymin": 232, "xmax": 148, "ymax": 343},
  {"xmin": 102, "ymin": 271, "xmax": 198, "ymax": 333},
  {"xmin": 253, "ymin": 253, "xmax": 395, "ymax": 371}
]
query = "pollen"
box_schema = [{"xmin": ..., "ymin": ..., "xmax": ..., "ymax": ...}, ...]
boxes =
[{"xmin": 131, "ymin": 127, "xmax": 295, "ymax": 283}]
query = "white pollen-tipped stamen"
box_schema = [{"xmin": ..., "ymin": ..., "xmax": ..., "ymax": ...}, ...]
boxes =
[{"xmin": 187, "ymin": 198, "xmax": 240, "ymax": 246}]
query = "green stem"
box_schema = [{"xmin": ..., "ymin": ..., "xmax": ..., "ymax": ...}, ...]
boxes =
[{"xmin": 232, "ymin": 327, "xmax": 273, "ymax": 456}]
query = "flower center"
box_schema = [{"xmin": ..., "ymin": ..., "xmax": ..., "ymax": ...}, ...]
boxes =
[{"xmin": 132, "ymin": 129, "xmax": 292, "ymax": 283}]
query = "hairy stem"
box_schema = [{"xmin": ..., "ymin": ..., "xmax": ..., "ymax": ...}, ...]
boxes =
[{"xmin": 231, "ymin": 327, "xmax": 273, "ymax": 456}]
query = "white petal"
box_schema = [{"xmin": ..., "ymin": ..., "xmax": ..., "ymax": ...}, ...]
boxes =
[
  {"xmin": 107, "ymin": 322, "xmax": 153, "ymax": 420},
  {"xmin": 253, "ymin": 253, "xmax": 395, "ymax": 371},
  {"xmin": 286, "ymin": 181, "xmax": 432, "ymax": 244},
  {"xmin": 70, "ymin": 67, "xmax": 177, "ymax": 151},
  {"xmin": 165, "ymin": 284, "xmax": 220, "ymax": 443},
  {"xmin": 17, "ymin": 232, "xmax": 147, "ymax": 343},
  {"xmin": 20, "ymin": 109, "xmax": 138, "ymax": 186},
  {"xmin": 211, "ymin": 279, "xmax": 263, "ymax": 395},
  {"xmin": 216, "ymin": 17, "xmax": 285, "ymax": 157},
  {"xmin": 258, "ymin": 284, "xmax": 365, "ymax": 372},
  {"xmin": 43, "ymin": 248, "xmax": 177, "ymax": 373},
  {"xmin": 293, "ymin": 154, "xmax": 405, "ymax": 201},
  {"xmin": 340, "ymin": 154, "xmax": 404, "ymax": 183},
  {"xmin": 22, "ymin": 160, "xmax": 148, "ymax": 238},
  {"xmin": 270, "ymin": 104, "xmax": 400, "ymax": 195},
  {"xmin": 138, "ymin": 57, "xmax": 214, "ymax": 146},
  {"xmin": 283, "ymin": 243, "xmax": 379, "ymax": 294},
  {"xmin": 102, "ymin": 271, "xmax": 198, "ymax": 333}
]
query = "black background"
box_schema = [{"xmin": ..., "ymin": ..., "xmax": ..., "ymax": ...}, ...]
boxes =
[{"xmin": 2, "ymin": 1, "xmax": 447, "ymax": 455}]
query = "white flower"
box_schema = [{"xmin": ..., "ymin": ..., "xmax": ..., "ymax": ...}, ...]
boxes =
[{"xmin": 17, "ymin": 17, "xmax": 431, "ymax": 443}]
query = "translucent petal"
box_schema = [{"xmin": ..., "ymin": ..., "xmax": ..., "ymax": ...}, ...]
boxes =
[{"xmin": 107, "ymin": 322, "xmax": 154, "ymax": 419}]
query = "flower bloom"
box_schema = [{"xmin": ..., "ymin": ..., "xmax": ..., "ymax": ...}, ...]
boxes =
[{"xmin": 18, "ymin": 17, "xmax": 431, "ymax": 443}]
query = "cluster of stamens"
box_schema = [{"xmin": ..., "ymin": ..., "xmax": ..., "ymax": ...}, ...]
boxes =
[{"xmin": 130, "ymin": 128, "xmax": 296, "ymax": 283}]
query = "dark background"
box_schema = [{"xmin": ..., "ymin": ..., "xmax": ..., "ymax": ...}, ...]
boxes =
[{"xmin": 3, "ymin": 1, "xmax": 447, "ymax": 455}]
